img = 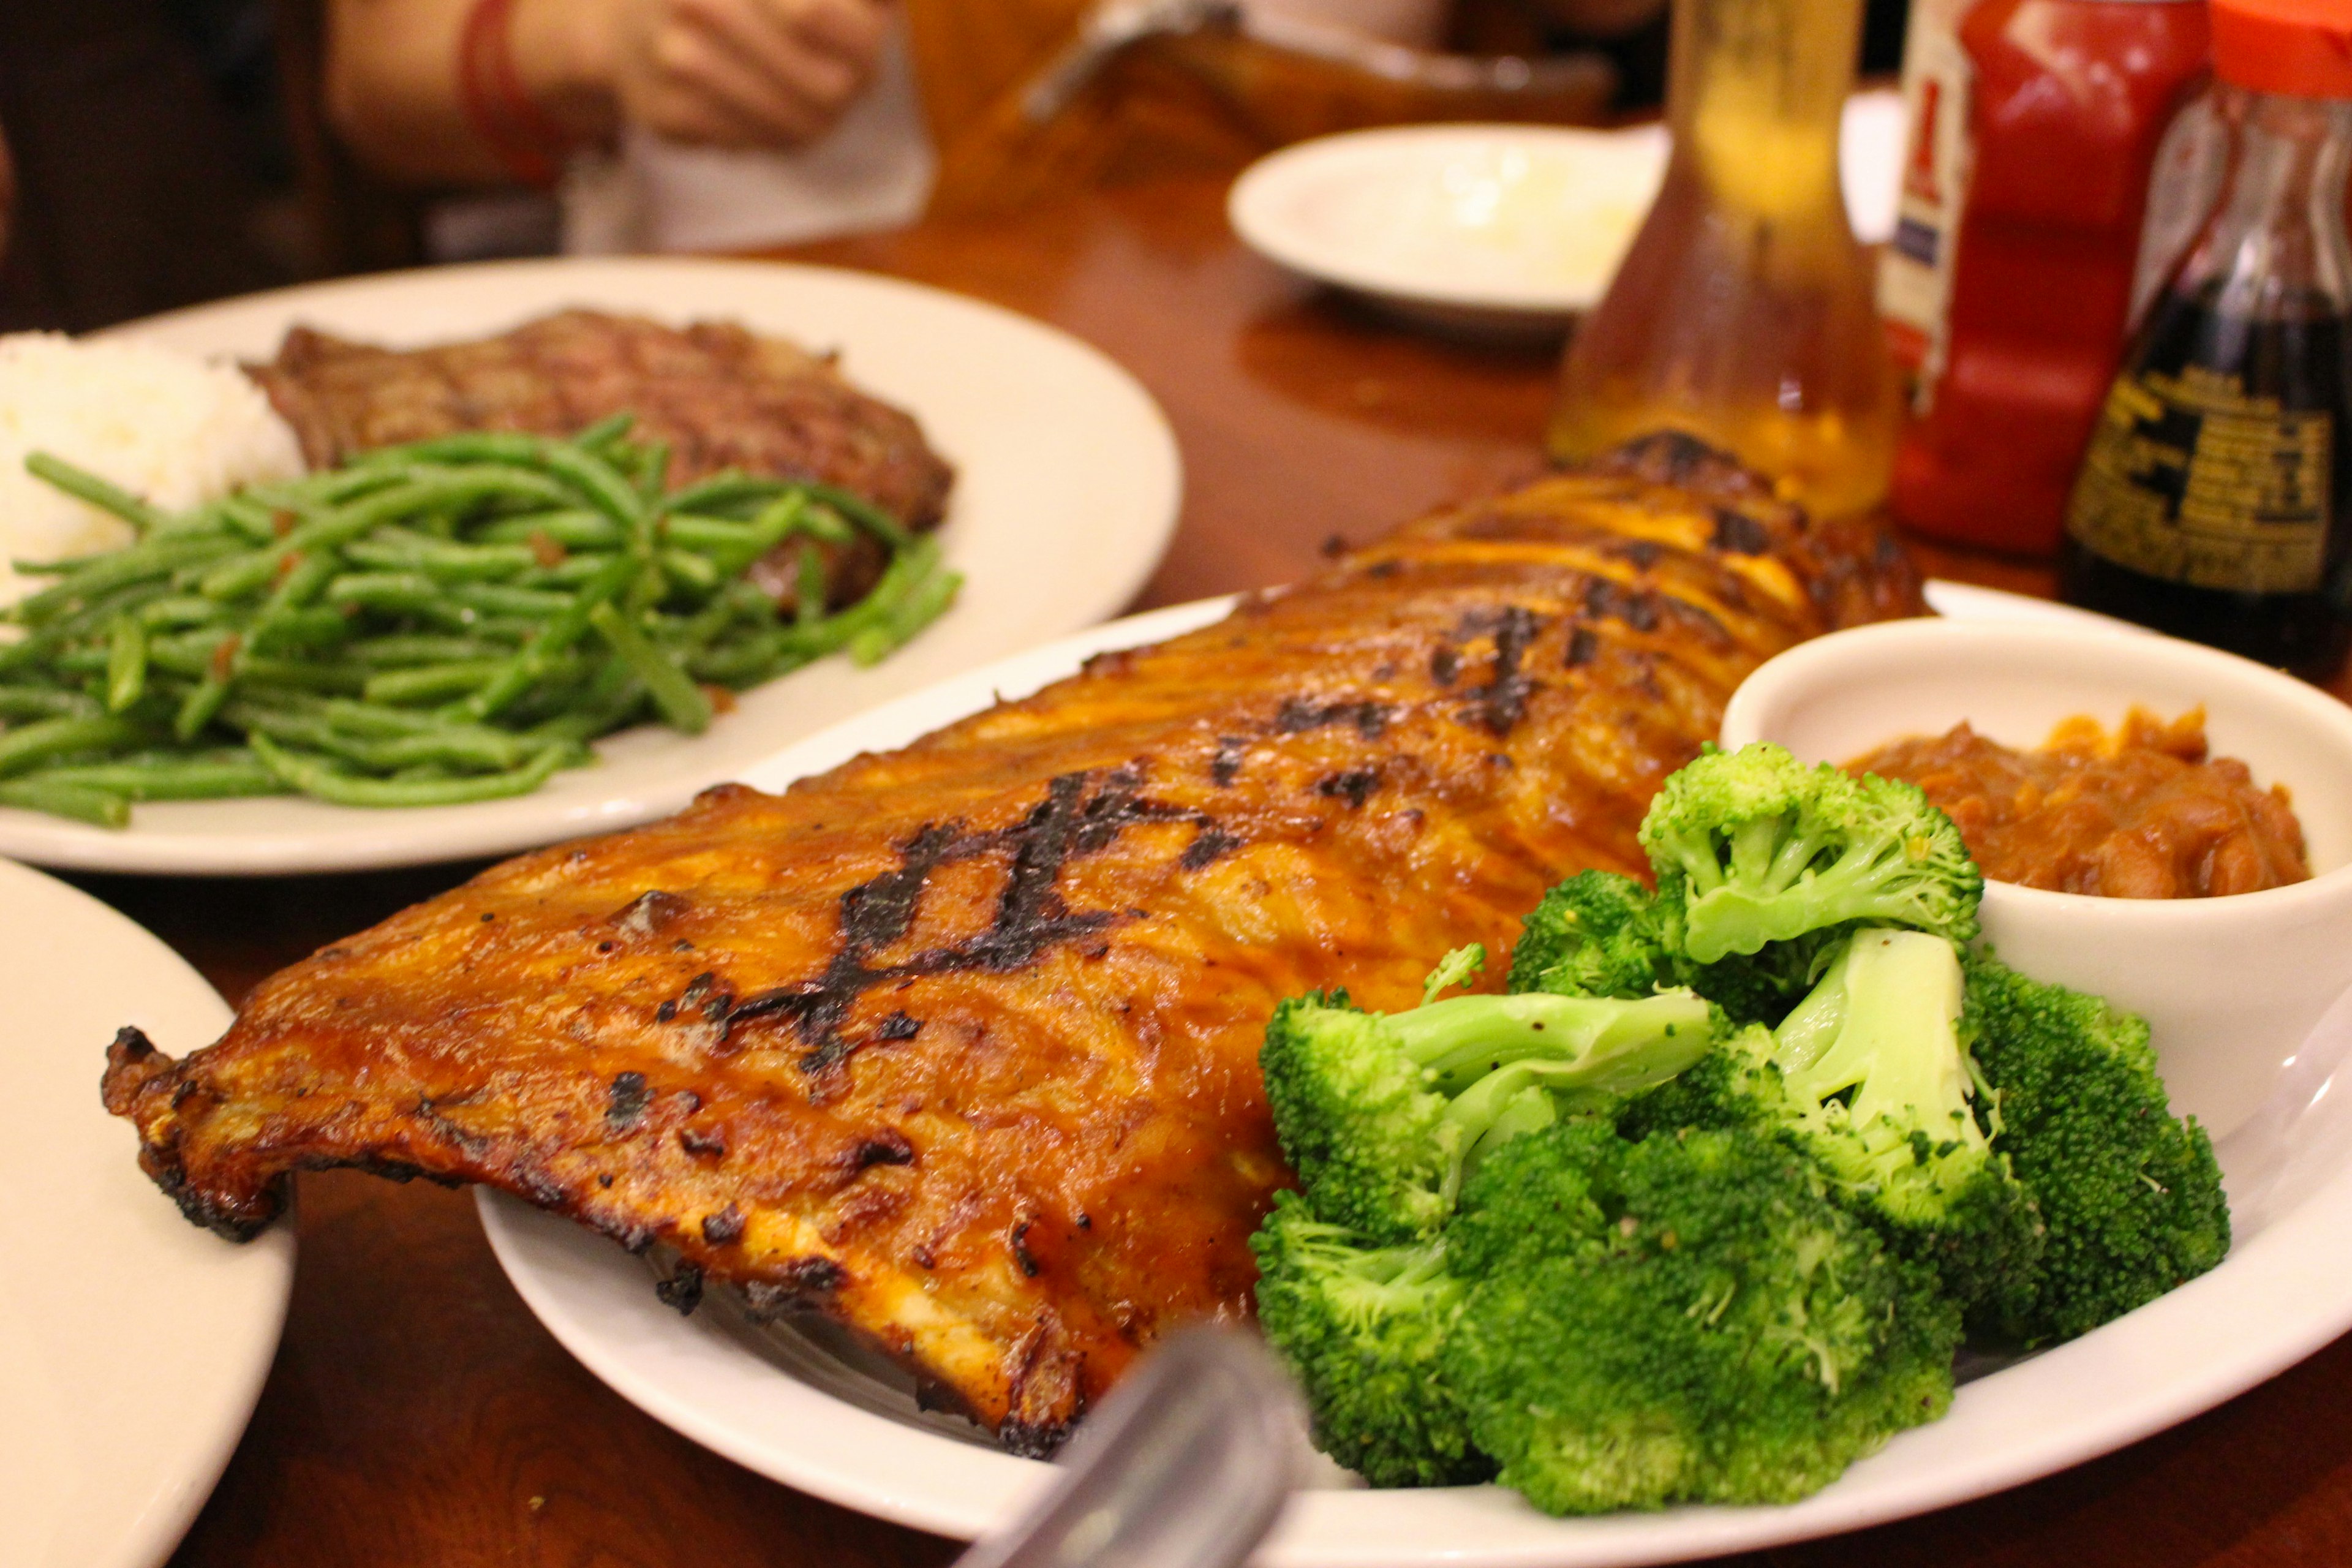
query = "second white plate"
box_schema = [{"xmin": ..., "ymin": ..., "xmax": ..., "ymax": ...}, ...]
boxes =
[
  {"xmin": 2, "ymin": 257, "xmax": 1181, "ymax": 876},
  {"xmin": 1229, "ymin": 91, "xmax": 1906, "ymax": 335},
  {"xmin": 0, "ymin": 859, "xmax": 295, "ymax": 1568},
  {"xmin": 475, "ymin": 582, "xmax": 2352, "ymax": 1566}
]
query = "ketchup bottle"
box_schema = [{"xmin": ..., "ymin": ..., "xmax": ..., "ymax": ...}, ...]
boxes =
[{"xmin": 1878, "ymin": 0, "xmax": 2213, "ymax": 554}]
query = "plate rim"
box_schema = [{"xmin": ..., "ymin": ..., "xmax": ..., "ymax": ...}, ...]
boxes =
[
  {"xmin": 2, "ymin": 255, "xmax": 1181, "ymax": 877},
  {"xmin": 1, "ymin": 856, "xmax": 295, "ymax": 1568},
  {"xmin": 475, "ymin": 579, "xmax": 2350, "ymax": 1564},
  {"xmin": 1227, "ymin": 123, "xmax": 1665, "ymax": 315}
]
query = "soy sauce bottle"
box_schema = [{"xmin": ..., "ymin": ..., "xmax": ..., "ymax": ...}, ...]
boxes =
[{"xmin": 2060, "ymin": 0, "xmax": 2352, "ymax": 675}]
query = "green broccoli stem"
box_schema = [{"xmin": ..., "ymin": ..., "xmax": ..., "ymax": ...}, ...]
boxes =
[
  {"xmin": 1385, "ymin": 991, "xmax": 1716, "ymax": 1091},
  {"xmin": 1369, "ymin": 990, "xmax": 1716, "ymax": 1209},
  {"xmin": 1777, "ymin": 929, "xmax": 1985, "ymax": 1158},
  {"xmin": 1684, "ymin": 827, "xmax": 1920, "ymax": 962}
]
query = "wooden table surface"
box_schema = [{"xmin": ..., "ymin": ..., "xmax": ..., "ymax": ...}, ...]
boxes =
[{"xmin": 102, "ymin": 170, "xmax": 2352, "ymax": 1568}]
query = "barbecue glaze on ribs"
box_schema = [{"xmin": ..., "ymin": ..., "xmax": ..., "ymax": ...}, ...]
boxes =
[{"xmin": 104, "ymin": 439, "xmax": 1920, "ymax": 1453}]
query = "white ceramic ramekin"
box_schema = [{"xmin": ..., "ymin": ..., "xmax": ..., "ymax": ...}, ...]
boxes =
[{"xmin": 1721, "ymin": 619, "xmax": 2352, "ymax": 1139}]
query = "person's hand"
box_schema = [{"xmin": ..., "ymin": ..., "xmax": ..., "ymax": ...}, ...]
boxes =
[{"xmin": 602, "ymin": 0, "xmax": 892, "ymax": 149}]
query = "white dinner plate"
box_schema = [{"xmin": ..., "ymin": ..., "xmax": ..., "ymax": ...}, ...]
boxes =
[
  {"xmin": 0, "ymin": 257, "xmax": 1180, "ymax": 876},
  {"xmin": 1229, "ymin": 90, "xmax": 1906, "ymax": 335},
  {"xmin": 475, "ymin": 580, "xmax": 2352, "ymax": 1564},
  {"xmin": 0, "ymin": 858, "xmax": 295, "ymax": 1568}
]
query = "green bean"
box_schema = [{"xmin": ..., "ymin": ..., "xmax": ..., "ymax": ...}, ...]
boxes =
[
  {"xmin": 326, "ymin": 571, "xmax": 442, "ymax": 614},
  {"xmin": 449, "ymin": 582, "xmax": 574, "ymax": 617},
  {"xmin": 0, "ymin": 776, "xmax": 129, "ymax": 827},
  {"xmin": 393, "ymin": 462, "xmax": 576, "ymax": 508},
  {"xmin": 463, "ymin": 552, "xmax": 636, "ymax": 720},
  {"xmin": 315, "ymin": 699, "xmax": 450, "ymax": 737},
  {"xmin": 801, "ymin": 483, "xmax": 913, "ymax": 548},
  {"xmin": 635, "ymin": 441, "xmax": 671, "ymax": 505},
  {"xmin": 0, "ymin": 421, "xmax": 951, "ymax": 822},
  {"xmin": 249, "ymin": 730, "xmax": 577, "ymax": 807},
  {"xmin": 574, "ymin": 412, "xmax": 635, "ymax": 451},
  {"xmin": 246, "ymin": 552, "xmax": 341, "ymax": 656},
  {"xmin": 520, "ymin": 554, "xmax": 622, "ymax": 588},
  {"xmin": 473, "ymin": 509, "xmax": 625, "ymax": 548},
  {"xmin": 663, "ymin": 470, "xmax": 780, "ymax": 516},
  {"xmin": 105, "ymin": 617, "xmax": 147, "ymax": 712},
  {"xmin": 12, "ymin": 535, "xmax": 240, "ymax": 626},
  {"xmin": 147, "ymin": 628, "xmax": 235, "ymax": 679},
  {"xmin": 0, "ymin": 685, "xmax": 99, "ymax": 720},
  {"xmin": 363, "ymin": 661, "xmax": 508, "ymax": 706},
  {"xmin": 587, "ymin": 602, "xmax": 710, "ymax": 734},
  {"xmin": 850, "ymin": 564, "xmax": 962, "ymax": 667},
  {"xmin": 138, "ymin": 594, "xmax": 228, "ymax": 630},
  {"xmin": 236, "ymin": 655, "xmax": 369, "ymax": 693},
  {"xmin": 202, "ymin": 473, "xmax": 565, "ymax": 600},
  {"xmin": 658, "ymin": 549, "xmax": 721, "ymax": 597},
  {"xmin": 352, "ymin": 431, "xmax": 548, "ymax": 468},
  {"xmin": 228, "ymin": 699, "xmax": 541, "ymax": 772},
  {"xmin": 33, "ymin": 752, "xmax": 281, "ymax": 801},
  {"xmin": 0, "ymin": 713, "xmax": 147, "ymax": 777},
  {"xmin": 248, "ymin": 606, "xmax": 351, "ymax": 654},
  {"xmin": 175, "ymin": 677, "xmax": 231, "ymax": 743},
  {"xmin": 342, "ymin": 533, "xmax": 538, "ymax": 580},
  {"xmin": 343, "ymin": 634, "xmax": 511, "ymax": 668},
  {"xmin": 795, "ymin": 506, "xmax": 856, "ymax": 546},
  {"xmin": 212, "ymin": 494, "xmax": 284, "ymax": 543},
  {"xmin": 794, "ymin": 540, "xmax": 826, "ymax": 627},
  {"xmin": 24, "ymin": 451, "xmax": 170, "ymax": 533},
  {"xmin": 529, "ymin": 667, "xmax": 645, "ymax": 742},
  {"xmin": 537, "ymin": 444, "xmax": 649, "ymax": 541},
  {"xmin": 658, "ymin": 513, "xmax": 761, "ymax": 551}
]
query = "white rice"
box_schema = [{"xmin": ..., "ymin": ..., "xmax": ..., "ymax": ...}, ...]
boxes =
[{"xmin": 0, "ymin": 333, "xmax": 305, "ymax": 606}]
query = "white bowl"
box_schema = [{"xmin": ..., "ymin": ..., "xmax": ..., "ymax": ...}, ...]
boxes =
[{"xmin": 1720, "ymin": 618, "xmax": 2352, "ymax": 1139}]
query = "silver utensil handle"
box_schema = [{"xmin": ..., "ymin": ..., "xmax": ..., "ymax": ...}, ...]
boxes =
[{"xmin": 952, "ymin": 1326, "xmax": 1301, "ymax": 1568}]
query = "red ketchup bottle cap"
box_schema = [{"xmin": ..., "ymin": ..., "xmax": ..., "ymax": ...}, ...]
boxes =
[{"xmin": 2212, "ymin": 0, "xmax": 2352, "ymax": 99}]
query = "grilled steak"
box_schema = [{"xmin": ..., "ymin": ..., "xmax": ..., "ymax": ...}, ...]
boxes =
[
  {"xmin": 102, "ymin": 437, "xmax": 1920, "ymax": 1454},
  {"xmin": 247, "ymin": 309, "xmax": 956, "ymax": 609}
]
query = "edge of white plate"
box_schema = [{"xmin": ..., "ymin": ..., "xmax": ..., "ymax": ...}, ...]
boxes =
[
  {"xmin": 478, "ymin": 580, "xmax": 2345, "ymax": 1567},
  {"xmin": 2, "ymin": 858, "xmax": 295, "ymax": 1568},
  {"xmin": 7, "ymin": 257, "xmax": 1181, "ymax": 877}
]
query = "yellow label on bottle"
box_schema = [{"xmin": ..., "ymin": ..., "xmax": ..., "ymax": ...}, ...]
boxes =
[{"xmin": 2065, "ymin": 364, "xmax": 2333, "ymax": 595}]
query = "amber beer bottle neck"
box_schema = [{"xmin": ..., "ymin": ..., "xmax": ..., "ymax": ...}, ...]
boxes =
[{"xmin": 1547, "ymin": 0, "xmax": 1899, "ymax": 520}]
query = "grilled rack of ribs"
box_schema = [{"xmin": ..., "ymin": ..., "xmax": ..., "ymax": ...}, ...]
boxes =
[
  {"xmin": 246, "ymin": 309, "xmax": 956, "ymax": 611},
  {"xmin": 104, "ymin": 436, "xmax": 1920, "ymax": 1455}
]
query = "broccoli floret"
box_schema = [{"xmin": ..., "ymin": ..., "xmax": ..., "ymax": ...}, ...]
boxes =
[
  {"xmin": 1619, "ymin": 930, "xmax": 2045, "ymax": 1319},
  {"xmin": 1507, "ymin": 872, "xmax": 1678, "ymax": 1000},
  {"xmin": 1250, "ymin": 1191, "xmax": 1491, "ymax": 1487},
  {"xmin": 1962, "ymin": 952, "xmax": 2231, "ymax": 1344},
  {"xmin": 1506, "ymin": 869, "xmax": 1814, "ymax": 1024},
  {"xmin": 1638, "ymin": 743, "xmax": 1982, "ymax": 968},
  {"xmin": 1259, "ymin": 985, "xmax": 1717, "ymax": 1243},
  {"xmin": 1441, "ymin": 1122, "xmax": 1959, "ymax": 1513}
]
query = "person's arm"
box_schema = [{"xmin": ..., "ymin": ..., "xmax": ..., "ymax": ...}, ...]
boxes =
[{"xmin": 324, "ymin": 0, "xmax": 892, "ymax": 187}]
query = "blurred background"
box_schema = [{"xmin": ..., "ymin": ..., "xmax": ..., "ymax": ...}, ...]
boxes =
[{"xmin": 0, "ymin": 0, "xmax": 1907, "ymax": 332}]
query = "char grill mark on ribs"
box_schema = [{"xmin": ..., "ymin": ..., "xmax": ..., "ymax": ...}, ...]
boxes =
[{"xmin": 99, "ymin": 440, "xmax": 1920, "ymax": 1454}]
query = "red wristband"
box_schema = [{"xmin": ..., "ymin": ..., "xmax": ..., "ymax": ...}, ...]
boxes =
[{"xmin": 457, "ymin": 0, "xmax": 576, "ymax": 188}]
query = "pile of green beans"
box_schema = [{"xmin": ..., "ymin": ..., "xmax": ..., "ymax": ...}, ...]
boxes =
[{"xmin": 0, "ymin": 417, "xmax": 960, "ymax": 826}]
